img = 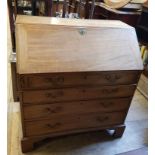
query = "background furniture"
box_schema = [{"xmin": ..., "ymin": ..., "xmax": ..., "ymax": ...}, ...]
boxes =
[
  {"xmin": 93, "ymin": 2, "xmax": 142, "ymax": 26},
  {"xmin": 104, "ymin": 0, "xmax": 132, "ymax": 9},
  {"xmin": 136, "ymin": 1, "xmax": 148, "ymax": 77}
]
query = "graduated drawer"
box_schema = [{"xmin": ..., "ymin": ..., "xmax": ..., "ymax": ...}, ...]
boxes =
[
  {"xmin": 24, "ymin": 112, "xmax": 126, "ymax": 137},
  {"xmin": 19, "ymin": 71, "xmax": 141, "ymax": 90},
  {"xmin": 23, "ymin": 98, "xmax": 131, "ymax": 120},
  {"xmin": 22, "ymin": 85, "xmax": 136, "ymax": 104}
]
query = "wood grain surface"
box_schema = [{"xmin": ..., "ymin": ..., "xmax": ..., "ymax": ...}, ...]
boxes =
[
  {"xmin": 23, "ymin": 98, "xmax": 131, "ymax": 120},
  {"xmin": 21, "ymin": 85, "xmax": 136, "ymax": 104},
  {"xmin": 19, "ymin": 71, "xmax": 141, "ymax": 90},
  {"xmin": 16, "ymin": 15, "xmax": 143, "ymax": 74},
  {"xmin": 16, "ymin": 15, "xmax": 130, "ymax": 28},
  {"xmin": 24, "ymin": 111, "xmax": 126, "ymax": 136}
]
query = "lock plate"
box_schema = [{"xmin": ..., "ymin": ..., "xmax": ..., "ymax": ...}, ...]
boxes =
[{"xmin": 78, "ymin": 27, "xmax": 86, "ymax": 36}]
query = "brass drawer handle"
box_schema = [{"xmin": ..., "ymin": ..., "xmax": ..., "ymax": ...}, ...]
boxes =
[
  {"xmin": 46, "ymin": 122, "xmax": 61, "ymax": 129},
  {"xmin": 83, "ymin": 75, "xmax": 88, "ymax": 80},
  {"xmin": 102, "ymin": 88, "xmax": 118, "ymax": 94},
  {"xmin": 45, "ymin": 76, "xmax": 64, "ymax": 85},
  {"xmin": 100, "ymin": 102, "xmax": 113, "ymax": 108},
  {"xmin": 45, "ymin": 106, "xmax": 62, "ymax": 113},
  {"xmin": 45, "ymin": 91, "xmax": 64, "ymax": 98},
  {"xmin": 20, "ymin": 76, "xmax": 29, "ymax": 88},
  {"xmin": 82, "ymin": 89, "xmax": 86, "ymax": 93},
  {"xmin": 20, "ymin": 76, "xmax": 25, "ymax": 87},
  {"xmin": 96, "ymin": 116, "xmax": 109, "ymax": 123},
  {"xmin": 78, "ymin": 27, "xmax": 87, "ymax": 36},
  {"xmin": 103, "ymin": 74, "xmax": 121, "ymax": 82}
]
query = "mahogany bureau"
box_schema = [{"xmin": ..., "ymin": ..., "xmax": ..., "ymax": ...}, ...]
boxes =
[{"xmin": 15, "ymin": 15, "xmax": 143, "ymax": 153}]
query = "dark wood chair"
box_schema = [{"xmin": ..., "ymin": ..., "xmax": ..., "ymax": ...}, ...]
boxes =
[
  {"xmin": 61, "ymin": 0, "xmax": 96, "ymax": 19},
  {"xmin": 93, "ymin": 2, "xmax": 142, "ymax": 27},
  {"xmin": 9, "ymin": 0, "xmax": 96, "ymax": 19}
]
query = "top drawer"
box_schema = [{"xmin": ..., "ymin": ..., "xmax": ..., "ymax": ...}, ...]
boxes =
[{"xmin": 19, "ymin": 71, "xmax": 141, "ymax": 90}]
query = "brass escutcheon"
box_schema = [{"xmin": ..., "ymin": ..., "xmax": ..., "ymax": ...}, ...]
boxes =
[{"xmin": 78, "ymin": 27, "xmax": 86, "ymax": 36}]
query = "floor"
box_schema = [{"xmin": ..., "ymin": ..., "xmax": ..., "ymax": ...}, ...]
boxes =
[
  {"xmin": 116, "ymin": 147, "xmax": 148, "ymax": 155},
  {"xmin": 8, "ymin": 90, "xmax": 148, "ymax": 155}
]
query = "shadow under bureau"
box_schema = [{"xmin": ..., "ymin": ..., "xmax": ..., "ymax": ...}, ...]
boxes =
[{"xmin": 15, "ymin": 15, "xmax": 143, "ymax": 153}]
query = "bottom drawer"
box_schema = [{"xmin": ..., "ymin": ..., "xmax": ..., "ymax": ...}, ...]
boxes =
[{"xmin": 25, "ymin": 112, "xmax": 126, "ymax": 137}]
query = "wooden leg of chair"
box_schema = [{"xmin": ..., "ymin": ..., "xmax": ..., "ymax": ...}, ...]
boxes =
[{"xmin": 113, "ymin": 125, "xmax": 126, "ymax": 138}]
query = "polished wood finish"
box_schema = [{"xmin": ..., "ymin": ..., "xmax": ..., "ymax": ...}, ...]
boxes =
[
  {"xmin": 22, "ymin": 85, "xmax": 136, "ymax": 103},
  {"xmin": 23, "ymin": 98, "xmax": 131, "ymax": 120},
  {"xmin": 25, "ymin": 112, "xmax": 126, "ymax": 137},
  {"xmin": 16, "ymin": 15, "xmax": 143, "ymax": 74},
  {"xmin": 8, "ymin": 90, "xmax": 147, "ymax": 155},
  {"xmin": 18, "ymin": 70, "xmax": 140, "ymax": 153},
  {"xmin": 19, "ymin": 71, "xmax": 141, "ymax": 90},
  {"xmin": 16, "ymin": 16, "xmax": 143, "ymax": 152},
  {"xmin": 16, "ymin": 14, "xmax": 130, "ymax": 27}
]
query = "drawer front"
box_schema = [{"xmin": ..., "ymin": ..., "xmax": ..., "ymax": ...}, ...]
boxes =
[
  {"xmin": 25, "ymin": 112, "xmax": 126, "ymax": 137},
  {"xmin": 19, "ymin": 71, "xmax": 140, "ymax": 89},
  {"xmin": 23, "ymin": 98, "xmax": 131, "ymax": 120},
  {"xmin": 22, "ymin": 85, "xmax": 136, "ymax": 104}
]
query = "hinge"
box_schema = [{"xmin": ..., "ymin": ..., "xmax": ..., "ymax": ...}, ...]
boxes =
[{"xmin": 9, "ymin": 52, "xmax": 16, "ymax": 63}]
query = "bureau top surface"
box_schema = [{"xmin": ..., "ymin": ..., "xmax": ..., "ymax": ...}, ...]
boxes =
[
  {"xmin": 16, "ymin": 15, "xmax": 131, "ymax": 28},
  {"xmin": 16, "ymin": 15, "xmax": 143, "ymax": 74}
]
